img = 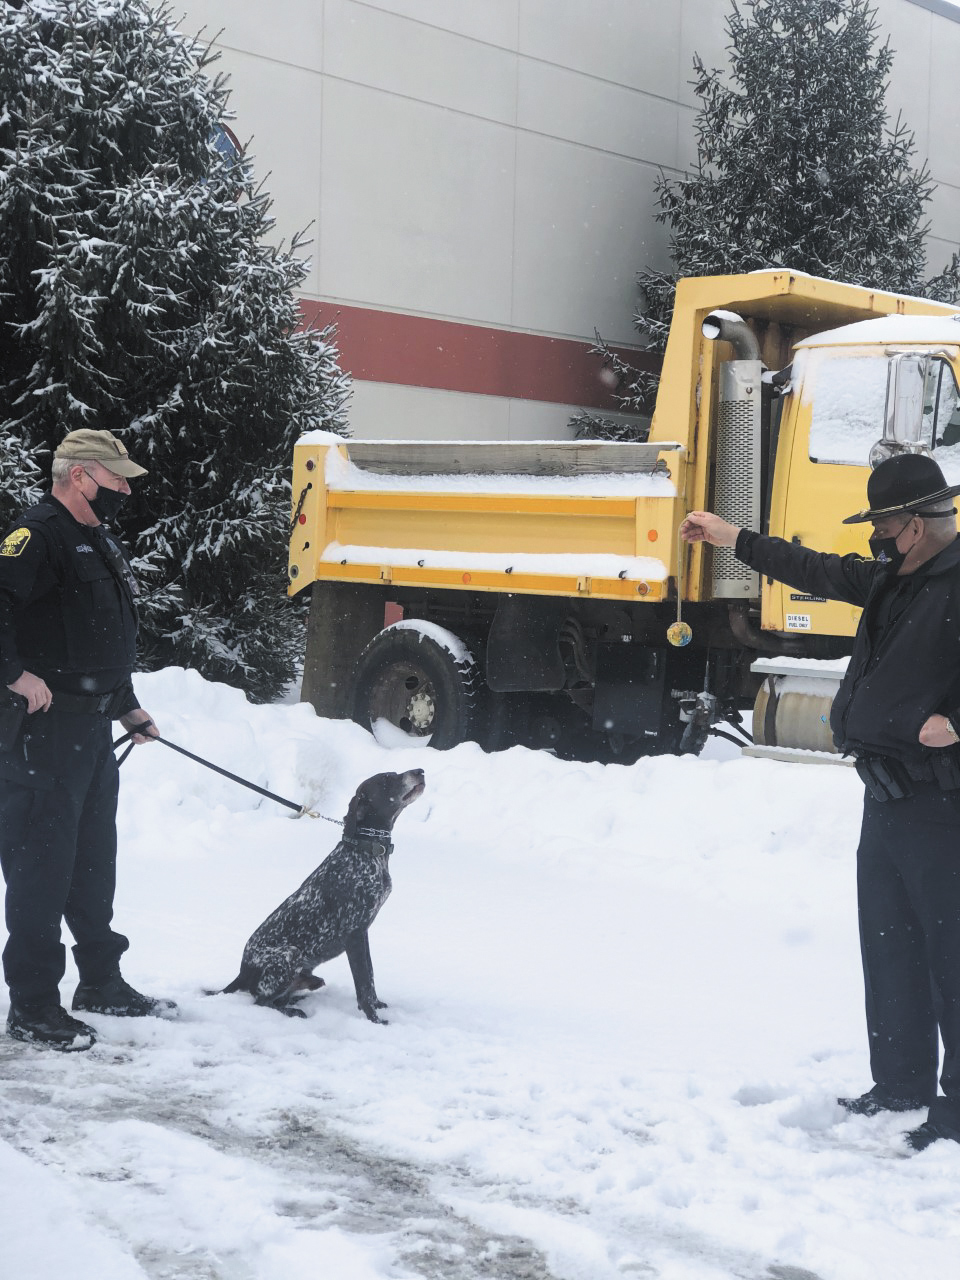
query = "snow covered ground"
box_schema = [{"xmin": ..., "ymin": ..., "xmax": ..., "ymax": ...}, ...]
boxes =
[{"xmin": 1, "ymin": 666, "xmax": 958, "ymax": 1280}]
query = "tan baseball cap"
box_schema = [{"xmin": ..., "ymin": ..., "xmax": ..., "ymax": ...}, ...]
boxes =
[{"xmin": 55, "ymin": 429, "xmax": 148, "ymax": 477}]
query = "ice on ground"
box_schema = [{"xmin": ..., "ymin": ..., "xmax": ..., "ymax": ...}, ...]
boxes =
[{"xmin": 0, "ymin": 665, "xmax": 957, "ymax": 1280}]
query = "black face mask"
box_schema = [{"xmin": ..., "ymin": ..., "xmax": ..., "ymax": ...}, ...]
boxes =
[
  {"xmin": 87, "ymin": 482, "xmax": 127, "ymax": 524},
  {"xmin": 868, "ymin": 518, "xmax": 912, "ymax": 575},
  {"xmin": 868, "ymin": 535, "xmax": 905, "ymax": 575}
]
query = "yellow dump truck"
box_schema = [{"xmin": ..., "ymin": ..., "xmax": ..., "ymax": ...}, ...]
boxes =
[{"xmin": 288, "ymin": 270, "xmax": 960, "ymax": 760}]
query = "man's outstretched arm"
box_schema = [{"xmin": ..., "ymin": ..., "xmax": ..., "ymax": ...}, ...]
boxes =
[{"xmin": 680, "ymin": 510, "xmax": 874, "ymax": 607}]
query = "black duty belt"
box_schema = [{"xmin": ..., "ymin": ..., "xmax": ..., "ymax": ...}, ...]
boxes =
[
  {"xmin": 50, "ymin": 690, "xmax": 118, "ymax": 715},
  {"xmin": 855, "ymin": 751, "xmax": 960, "ymax": 802},
  {"xmin": 902, "ymin": 759, "xmax": 941, "ymax": 783}
]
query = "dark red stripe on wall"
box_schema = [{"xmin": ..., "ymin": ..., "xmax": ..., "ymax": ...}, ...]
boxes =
[{"xmin": 298, "ymin": 300, "xmax": 660, "ymax": 411}]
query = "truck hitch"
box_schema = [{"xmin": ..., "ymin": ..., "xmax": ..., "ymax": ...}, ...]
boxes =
[
  {"xmin": 677, "ymin": 690, "xmax": 716, "ymax": 754},
  {"xmin": 676, "ymin": 690, "xmax": 753, "ymax": 754}
]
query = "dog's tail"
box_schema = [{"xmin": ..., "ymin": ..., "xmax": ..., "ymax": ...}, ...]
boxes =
[{"xmin": 201, "ymin": 970, "xmax": 249, "ymax": 997}]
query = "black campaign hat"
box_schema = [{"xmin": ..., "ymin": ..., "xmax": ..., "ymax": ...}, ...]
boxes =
[{"xmin": 842, "ymin": 453, "xmax": 960, "ymax": 524}]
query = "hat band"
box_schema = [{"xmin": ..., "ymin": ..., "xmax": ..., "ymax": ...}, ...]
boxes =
[
  {"xmin": 847, "ymin": 504, "xmax": 957, "ymax": 521},
  {"xmin": 843, "ymin": 482, "xmax": 960, "ymax": 523}
]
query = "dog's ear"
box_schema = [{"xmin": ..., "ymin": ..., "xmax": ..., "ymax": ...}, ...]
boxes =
[
  {"xmin": 345, "ymin": 774, "xmax": 409, "ymax": 833},
  {"xmin": 344, "ymin": 788, "xmax": 363, "ymax": 832}
]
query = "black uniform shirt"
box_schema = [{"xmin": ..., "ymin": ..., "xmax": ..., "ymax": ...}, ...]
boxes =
[
  {"xmin": 0, "ymin": 495, "xmax": 139, "ymax": 709},
  {"xmin": 736, "ymin": 529, "xmax": 960, "ymax": 763}
]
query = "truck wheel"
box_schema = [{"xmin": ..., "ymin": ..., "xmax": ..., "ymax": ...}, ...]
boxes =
[{"xmin": 352, "ymin": 624, "xmax": 481, "ymax": 750}]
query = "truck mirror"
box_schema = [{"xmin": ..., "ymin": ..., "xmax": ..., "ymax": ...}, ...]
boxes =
[
  {"xmin": 885, "ymin": 353, "xmax": 926, "ymax": 445},
  {"xmin": 870, "ymin": 353, "xmax": 933, "ymax": 467}
]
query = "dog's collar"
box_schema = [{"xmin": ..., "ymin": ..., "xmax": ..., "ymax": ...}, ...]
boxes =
[{"xmin": 343, "ymin": 826, "xmax": 393, "ymax": 847}]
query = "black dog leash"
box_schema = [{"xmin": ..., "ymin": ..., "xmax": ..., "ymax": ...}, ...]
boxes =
[{"xmin": 113, "ymin": 723, "xmax": 341, "ymax": 823}]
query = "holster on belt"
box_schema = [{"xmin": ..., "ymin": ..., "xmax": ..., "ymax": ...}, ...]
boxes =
[
  {"xmin": 855, "ymin": 749, "xmax": 960, "ymax": 800},
  {"xmin": 854, "ymin": 755, "xmax": 913, "ymax": 803}
]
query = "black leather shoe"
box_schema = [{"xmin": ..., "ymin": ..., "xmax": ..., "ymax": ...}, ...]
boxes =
[
  {"xmin": 7, "ymin": 1002, "xmax": 97, "ymax": 1051},
  {"xmin": 73, "ymin": 974, "xmax": 178, "ymax": 1019},
  {"xmin": 838, "ymin": 1087, "xmax": 929, "ymax": 1117},
  {"xmin": 904, "ymin": 1121, "xmax": 953, "ymax": 1152}
]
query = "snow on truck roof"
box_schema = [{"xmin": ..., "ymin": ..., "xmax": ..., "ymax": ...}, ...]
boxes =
[{"xmin": 797, "ymin": 313, "xmax": 960, "ymax": 349}]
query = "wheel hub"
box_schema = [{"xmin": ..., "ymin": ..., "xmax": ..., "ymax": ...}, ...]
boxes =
[
  {"xmin": 406, "ymin": 686, "xmax": 435, "ymax": 731},
  {"xmin": 367, "ymin": 663, "xmax": 438, "ymax": 736}
]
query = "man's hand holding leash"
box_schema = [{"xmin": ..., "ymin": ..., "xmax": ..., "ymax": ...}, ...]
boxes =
[{"xmin": 119, "ymin": 708, "xmax": 159, "ymax": 745}]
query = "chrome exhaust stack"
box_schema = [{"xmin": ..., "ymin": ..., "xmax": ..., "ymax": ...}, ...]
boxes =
[
  {"xmin": 701, "ymin": 310, "xmax": 762, "ymax": 600},
  {"xmin": 701, "ymin": 310, "xmax": 761, "ymax": 361}
]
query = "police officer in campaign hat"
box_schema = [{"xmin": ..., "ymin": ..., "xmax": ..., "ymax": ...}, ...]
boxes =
[
  {"xmin": 681, "ymin": 452, "xmax": 960, "ymax": 1153},
  {"xmin": 0, "ymin": 429, "xmax": 176, "ymax": 1051}
]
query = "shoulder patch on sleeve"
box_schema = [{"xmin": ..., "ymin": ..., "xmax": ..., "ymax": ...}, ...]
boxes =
[{"xmin": 0, "ymin": 528, "xmax": 31, "ymax": 558}]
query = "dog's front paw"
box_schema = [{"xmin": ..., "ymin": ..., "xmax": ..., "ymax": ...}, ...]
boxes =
[
  {"xmin": 278, "ymin": 1005, "xmax": 308, "ymax": 1019},
  {"xmin": 360, "ymin": 1005, "xmax": 389, "ymax": 1025},
  {"xmin": 294, "ymin": 973, "xmax": 325, "ymax": 992}
]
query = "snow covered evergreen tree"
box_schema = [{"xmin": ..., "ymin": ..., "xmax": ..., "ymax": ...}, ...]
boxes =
[
  {"xmin": 0, "ymin": 429, "xmax": 42, "ymax": 527},
  {"xmin": 577, "ymin": 0, "xmax": 948, "ymax": 438},
  {"xmin": 0, "ymin": 0, "xmax": 350, "ymax": 700}
]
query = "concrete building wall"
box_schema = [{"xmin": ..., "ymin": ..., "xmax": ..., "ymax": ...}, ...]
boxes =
[
  {"xmin": 171, "ymin": 0, "xmax": 960, "ymax": 441},
  {"xmin": 876, "ymin": 0, "xmax": 960, "ymax": 273}
]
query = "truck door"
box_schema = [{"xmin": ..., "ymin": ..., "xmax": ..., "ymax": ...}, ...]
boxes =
[{"xmin": 764, "ymin": 347, "xmax": 960, "ymax": 641}]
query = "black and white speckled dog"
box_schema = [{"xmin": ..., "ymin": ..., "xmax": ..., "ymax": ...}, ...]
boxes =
[{"xmin": 221, "ymin": 769, "xmax": 425, "ymax": 1020}]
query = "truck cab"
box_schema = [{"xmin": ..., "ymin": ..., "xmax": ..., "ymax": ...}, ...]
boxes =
[{"xmin": 766, "ymin": 316, "xmax": 960, "ymax": 640}]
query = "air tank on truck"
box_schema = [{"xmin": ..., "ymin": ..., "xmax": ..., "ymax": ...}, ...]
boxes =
[{"xmin": 288, "ymin": 270, "xmax": 960, "ymax": 762}]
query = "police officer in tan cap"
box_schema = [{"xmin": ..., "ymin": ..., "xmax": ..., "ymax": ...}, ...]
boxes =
[{"xmin": 0, "ymin": 429, "xmax": 176, "ymax": 1051}]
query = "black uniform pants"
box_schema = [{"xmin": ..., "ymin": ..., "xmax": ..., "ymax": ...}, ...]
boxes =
[
  {"xmin": 857, "ymin": 782, "xmax": 960, "ymax": 1133},
  {"xmin": 0, "ymin": 709, "xmax": 129, "ymax": 1006}
]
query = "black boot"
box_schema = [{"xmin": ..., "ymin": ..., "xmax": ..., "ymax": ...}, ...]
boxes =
[
  {"xmin": 7, "ymin": 1001, "xmax": 97, "ymax": 1051},
  {"xmin": 838, "ymin": 1086, "xmax": 930, "ymax": 1117},
  {"xmin": 73, "ymin": 974, "xmax": 178, "ymax": 1019},
  {"xmin": 904, "ymin": 1121, "xmax": 953, "ymax": 1152}
]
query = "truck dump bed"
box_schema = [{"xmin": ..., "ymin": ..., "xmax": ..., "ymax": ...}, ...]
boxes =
[{"xmin": 289, "ymin": 436, "xmax": 686, "ymax": 604}]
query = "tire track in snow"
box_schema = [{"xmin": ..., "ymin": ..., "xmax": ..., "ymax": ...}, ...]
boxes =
[
  {"xmin": 0, "ymin": 1042, "xmax": 556, "ymax": 1280},
  {"xmin": 0, "ymin": 1039, "xmax": 826, "ymax": 1280}
]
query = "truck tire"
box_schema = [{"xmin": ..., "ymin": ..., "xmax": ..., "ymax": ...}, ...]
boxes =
[{"xmin": 352, "ymin": 624, "xmax": 481, "ymax": 750}]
